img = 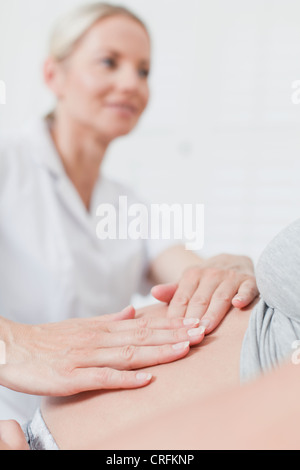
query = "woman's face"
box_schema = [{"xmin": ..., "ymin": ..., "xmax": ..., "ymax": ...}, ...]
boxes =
[{"xmin": 52, "ymin": 15, "xmax": 151, "ymax": 141}]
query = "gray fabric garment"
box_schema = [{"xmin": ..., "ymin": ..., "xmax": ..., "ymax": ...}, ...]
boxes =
[
  {"xmin": 22, "ymin": 408, "xmax": 59, "ymax": 450},
  {"xmin": 240, "ymin": 218, "xmax": 300, "ymax": 382}
]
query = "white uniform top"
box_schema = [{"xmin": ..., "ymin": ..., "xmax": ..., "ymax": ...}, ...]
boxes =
[{"xmin": 0, "ymin": 116, "xmax": 173, "ymax": 422}]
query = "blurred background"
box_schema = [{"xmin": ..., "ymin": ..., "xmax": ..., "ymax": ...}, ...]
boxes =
[{"xmin": 1, "ymin": 0, "xmax": 300, "ymax": 264}]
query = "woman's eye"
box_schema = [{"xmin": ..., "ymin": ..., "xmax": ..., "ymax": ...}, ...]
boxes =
[
  {"xmin": 101, "ymin": 58, "xmax": 116, "ymax": 67},
  {"xmin": 98, "ymin": 58, "xmax": 149, "ymax": 78},
  {"xmin": 139, "ymin": 69, "xmax": 150, "ymax": 78}
]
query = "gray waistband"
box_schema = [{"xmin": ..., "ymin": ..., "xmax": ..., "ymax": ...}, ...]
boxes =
[{"xmin": 22, "ymin": 408, "xmax": 59, "ymax": 450}]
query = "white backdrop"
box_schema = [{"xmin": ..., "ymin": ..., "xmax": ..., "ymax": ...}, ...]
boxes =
[{"xmin": 1, "ymin": 0, "xmax": 300, "ymax": 264}]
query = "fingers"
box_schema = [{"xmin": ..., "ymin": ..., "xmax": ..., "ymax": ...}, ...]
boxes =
[
  {"xmin": 196, "ymin": 278, "xmax": 240, "ymax": 333},
  {"xmin": 104, "ymin": 315, "xmax": 199, "ymax": 333},
  {"xmin": 166, "ymin": 268, "xmax": 227, "ymax": 319},
  {"xmin": 151, "ymin": 283, "xmax": 178, "ymax": 304},
  {"xmin": 77, "ymin": 340, "xmax": 194, "ymax": 370},
  {"xmin": 165, "ymin": 267, "xmax": 258, "ymax": 335},
  {"xmin": 184, "ymin": 273, "xmax": 223, "ymax": 319},
  {"xmin": 97, "ymin": 324, "xmax": 205, "ymax": 348},
  {"xmin": 68, "ymin": 367, "xmax": 154, "ymax": 393},
  {"xmin": 198, "ymin": 277, "xmax": 259, "ymax": 334},
  {"xmin": 69, "ymin": 329, "xmax": 205, "ymax": 393},
  {"xmin": 231, "ymin": 278, "xmax": 259, "ymax": 308},
  {"xmin": 166, "ymin": 274, "xmax": 200, "ymax": 318}
]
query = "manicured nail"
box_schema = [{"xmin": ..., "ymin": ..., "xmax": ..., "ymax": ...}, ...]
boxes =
[
  {"xmin": 172, "ymin": 341, "xmax": 190, "ymax": 350},
  {"xmin": 183, "ymin": 318, "xmax": 200, "ymax": 326},
  {"xmin": 199, "ymin": 318, "xmax": 211, "ymax": 329},
  {"xmin": 188, "ymin": 326, "xmax": 206, "ymax": 337},
  {"xmin": 136, "ymin": 372, "xmax": 152, "ymax": 382},
  {"xmin": 233, "ymin": 296, "xmax": 244, "ymax": 303}
]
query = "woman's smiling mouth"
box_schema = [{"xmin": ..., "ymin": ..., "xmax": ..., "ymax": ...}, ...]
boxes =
[{"xmin": 105, "ymin": 102, "xmax": 138, "ymax": 116}]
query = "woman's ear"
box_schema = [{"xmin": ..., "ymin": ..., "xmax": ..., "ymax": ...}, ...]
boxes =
[{"xmin": 43, "ymin": 57, "xmax": 66, "ymax": 99}]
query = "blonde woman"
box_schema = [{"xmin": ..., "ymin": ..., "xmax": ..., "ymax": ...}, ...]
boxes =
[{"xmin": 0, "ymin": 3, "xmax": 257, "ymax": 423}]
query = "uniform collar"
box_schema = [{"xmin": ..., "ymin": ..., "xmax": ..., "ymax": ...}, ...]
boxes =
[{"xmin": 21, "ymin": 115, "xmax": 106, "ymax": 234}]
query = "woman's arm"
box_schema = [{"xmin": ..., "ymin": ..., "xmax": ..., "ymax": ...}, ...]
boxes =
[{"xmin": 41, "ymin": 300, "xmax": 254, "ymax": 450}]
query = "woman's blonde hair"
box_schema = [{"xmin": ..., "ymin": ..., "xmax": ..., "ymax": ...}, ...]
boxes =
[{"xmin": 48, "ymin": 2, "xmax": 149, "ymax": 61}]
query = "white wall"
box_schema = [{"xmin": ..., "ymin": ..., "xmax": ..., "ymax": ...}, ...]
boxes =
[{"xmin": 1, "ymin": 0, "xmax": 300, "ymax": 264}]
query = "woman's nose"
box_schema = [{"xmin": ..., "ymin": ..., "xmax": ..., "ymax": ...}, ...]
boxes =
[{"xmin": 116, "ymin": 65, "xmax": 141, "ymax": 92}]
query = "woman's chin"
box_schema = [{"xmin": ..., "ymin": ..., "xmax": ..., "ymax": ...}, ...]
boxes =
[{"xmin": 93, "ymin": 122, "xmax": 136, "ymax": 141}]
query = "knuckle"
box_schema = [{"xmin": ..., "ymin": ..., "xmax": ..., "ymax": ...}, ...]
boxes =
[
  {"xmin": 77, "ymin": 328, "xmax": 99, "ymax": 344},
  {"xmin": 97, "ymin": 367, "xmax": 113, "ymax": 384},
  {"xmin": 214, "ymin": 291, "xmax": 232, "ymax": 303},
  {"xmin": 156, "ymin": 345, "xmax": 168, "ymax": 363},
  {"xmin": 120, "ymin": 345, "xmax": 136, "ymax": 364},
  {"xmin": 227, "ymin": 269, "xmax": 247, "ymax": 282},
  {"xmin": 184, "ymin": 266, "xmax": 201, "ymax": 278},
  {"xmin": 136, "ymin": 317, "xmax": 149, "ymax": 329},
  {"xmin": 227, "ymin": 268, "xmax": 239, "ymax": 279},
  {"xmin": 134, "ymin": 327, "xmax": 150, "ymax": 342},
  {"xmin": 117, "ymin": 370, "xmax": 130, "ymax": 386},
  {"xmin": 69, "ymin": 347, "xmax": 91, "ymax": 368},
  {"xmin": 173, "ymin": 293, "xmax": 190, "ymax": 307},
  {"xmin": 189, "ymin": 294, "xmax": 209, "ymax": 307},
  {"xmin": 246, "ymin": 284, "xmax": 259, "ymax": 298},
  {"xmin": 60, "ymin": 360, "xmax": 77, "ymax": 378},
  {"xmin": 171, "ymin": 328, "xmax": 180, "ymax": 342},
  {"xmin": 205, "ymin": 267, "xmax": 222, "ymax": 279}
]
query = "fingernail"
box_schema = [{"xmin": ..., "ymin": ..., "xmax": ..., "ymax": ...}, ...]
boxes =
[
  {"xmin": 199, "ymin": 318, "xmax": 211, "ymax": 329},
  {"xmin": 136, "ymin": 372, "xmax": 152, "ymax": 382},
  {"xmin": 172, "ymin": 341, "xmax": 190, "ymax": 350},
  {"xmin": 233, "ymin": 296, "xmax": 244, "ymax": 302},
  {"xmin": 183, "ymin": 318, "xmax": 200, "ymax": 326},
  {"xmin": 188, "ymin": 326, "xmax": 206, "ymax": 337}
]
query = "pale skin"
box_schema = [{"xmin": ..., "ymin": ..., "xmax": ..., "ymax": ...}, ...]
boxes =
[
  {"xmin": 39, "ymin": 301, "xmax": 252, "ymax": 450},
  {"xmin": 0, "ymin": 306, "xmax": 205, "ymax": 396},
  {"xmin": 2, "ymin": 301, "xmax": 299, "ymax": 450},
  {"xmin": 0, "ymin": 13, "xmax": 258, "ymax": 438},
  {"xmin": 36, "ymin": 300, "xmax": 300, "ymax": 451}
]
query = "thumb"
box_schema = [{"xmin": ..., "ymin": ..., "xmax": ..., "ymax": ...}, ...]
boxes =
[{"xmin": 151, "ymin": 283, "xmax": 178, "ymax": 304}]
